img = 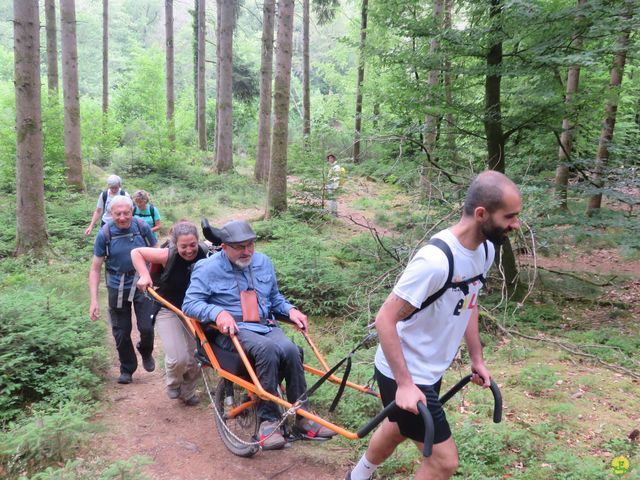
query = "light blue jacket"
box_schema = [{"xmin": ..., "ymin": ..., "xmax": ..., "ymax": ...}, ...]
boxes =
[{"xmin": 182, "ymin": 250, "xmax": 294, "ymax": 324}]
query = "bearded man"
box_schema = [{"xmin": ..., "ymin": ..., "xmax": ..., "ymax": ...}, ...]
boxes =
[{"xmin": 182, "ymin": 220, "xmax": 336, "ymax": 450}]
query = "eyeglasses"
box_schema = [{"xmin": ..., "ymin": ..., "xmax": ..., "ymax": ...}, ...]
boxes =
[{"xmin": 225, "ymin": 240, "xmax": 255, "ymax": 251}]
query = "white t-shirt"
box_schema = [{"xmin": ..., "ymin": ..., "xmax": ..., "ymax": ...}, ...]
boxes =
[
  {"xmin": 374, "ymin": 229, "xmax": 495, "ymax": 385},
  {"xmin": 97, "ymin": 189, "xmax": 130, "ymax": 224}
]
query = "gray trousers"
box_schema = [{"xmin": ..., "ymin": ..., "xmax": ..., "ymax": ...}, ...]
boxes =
[
  {"xmin": 215, "ymin": 327, "xmax": 307, "ymax": 422},
  {"xmin": 156, "ymin": 308, "xmax": 199, "ymax": 399}
]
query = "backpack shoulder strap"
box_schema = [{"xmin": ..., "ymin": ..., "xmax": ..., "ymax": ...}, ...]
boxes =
[
  {"xmin": 101, "ymin": 223, "xmax": 112, "ymax": 257},
  {"xmin": 417, "ymin": 238, "xmax": 454, "ymax": 311},
  {"xmin": 158, "ymin": 246, "xmax": 178, "ymax": 285},
  {"xmin": 102, "ymin": 190, "xmax": 108, "ymax": 206},
  {"xmin": 149, "ymin": 204, "xmax": 156, "ymax": 227},
  {"xmin": 134, "ymin": 217, "xmax": 152, "ymax": 247}
]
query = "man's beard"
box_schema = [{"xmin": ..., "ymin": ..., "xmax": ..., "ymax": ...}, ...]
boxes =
[
  {"xmin": 232, "ymin": 257, "xmax": 252, "ymax": 268},
  {"xmin": 481, "ymin": 222, "xmax": 511, "ymax": 246}
]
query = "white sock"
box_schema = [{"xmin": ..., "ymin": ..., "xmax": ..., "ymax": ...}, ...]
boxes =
[{"xmin": 351, "ymin": 454, "xmax": 378, "ymax": 480}]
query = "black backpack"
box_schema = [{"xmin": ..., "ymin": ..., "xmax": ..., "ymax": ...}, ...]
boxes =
[
  {"xmin": 150, "ymin": 241, "xmax": 210, "ymax": 287},
  {"xmin": 133, "ymin": 204, "xmax": 157, "ymax": 227},
  {"xmin": 102, "ymin": 188, "xmax": 126, "ymax": 206},
  {"xmin": 101, "ymin": 217, "xmax": 151, "ymax": 258},
  {"xmin": 403, "ymin": 238, "xmax": 489, "ymax": 320}
]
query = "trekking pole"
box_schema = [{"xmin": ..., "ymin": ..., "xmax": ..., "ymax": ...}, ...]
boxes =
[{"xmin": 356, "ymin": 400, "xmax": 435, "ymax": 457}]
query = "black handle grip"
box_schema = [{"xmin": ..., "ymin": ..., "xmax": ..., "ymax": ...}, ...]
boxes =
[
  {"xmin": 357, "ymin": 401, "xmax": 434, "ymax": 457},
  {"xmin": 439, "ymin": 374, "xmax": 502, "ymax": 423}
]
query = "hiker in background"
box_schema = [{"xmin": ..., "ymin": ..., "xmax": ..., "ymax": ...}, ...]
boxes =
[
  {"xmin": 88, "ymin": 195, "xmax": 158, "ymax": 385},
  {"xmin": 346, "ymin": 171, "xmax": 522, "ymax": 480},
  {"xmin": 85, "ymin": 174, "xmax": 129, "ymax": 236},
  {"xmin": 131, "ymin": 221, "xmax": 210, "ymax": 406},
  {"xmin": 325, "ymin": 153, "xmax": 344, "ymax": 216},
  {"xmin": 132, "ymin": 190, "xmax": 162, "ymax": 240}
]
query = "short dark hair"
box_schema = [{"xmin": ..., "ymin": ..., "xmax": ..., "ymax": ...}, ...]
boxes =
[
  {"xmin": 326, "ymin": 154, "xmax": 336, "ymax": 160},
  {"xmin": 170, "ymin": 221, "xmax": 198, "ymax": 245},
  {"xmin": 463, "ymin": 171, "xmax": 515, "ymax": 216}
]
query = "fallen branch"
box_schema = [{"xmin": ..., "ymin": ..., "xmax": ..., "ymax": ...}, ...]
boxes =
[{"xmin": 481, "ymin": 309, "xmax": 640, "ymax": 380}]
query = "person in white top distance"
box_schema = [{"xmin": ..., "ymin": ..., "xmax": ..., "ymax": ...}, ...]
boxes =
[{"xmin": 346, "ymin": 170, "xmax": 522, "ymax": 480}]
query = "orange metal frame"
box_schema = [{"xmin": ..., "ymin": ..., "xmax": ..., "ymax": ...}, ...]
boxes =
[{"xmin": 147, "ymin": 288, "xmax": 379, "ymax": 440}]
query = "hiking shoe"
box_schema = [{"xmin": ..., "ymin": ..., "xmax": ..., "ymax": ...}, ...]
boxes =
[
  {"xmin": 295, "ymin": 417, "xmax": 336, "ymax": 439},
  {"xmin": 117, "ymin": 373, "xmax": 133, "ymax": 384},
  {"xmin": 141, "ymin": 355, "xmax": 155, "ymax": 372},
  {"xmin": 167, "ymin": 387, "xmax": 181, "ymax": 399},
  {"xmin": 258, "ymin": 420, "xmax": 286, "ymax": 450}
]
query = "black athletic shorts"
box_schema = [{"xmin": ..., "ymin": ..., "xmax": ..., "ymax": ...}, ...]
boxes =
[{"xmin": 375, "ymin": 367, "xmax": 452, "ymax": 445}]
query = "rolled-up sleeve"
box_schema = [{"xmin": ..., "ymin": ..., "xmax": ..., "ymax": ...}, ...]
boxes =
[{"xmin": 182, "ymin": 261, "xmax": 224, "ymax": 324}]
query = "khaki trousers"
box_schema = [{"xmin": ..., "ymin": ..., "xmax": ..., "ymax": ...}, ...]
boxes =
[{"xmin": 155, "ymin": 307, "xmax": 199, "ymax": 399}]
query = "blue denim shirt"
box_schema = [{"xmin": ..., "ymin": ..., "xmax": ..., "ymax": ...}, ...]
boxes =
[{"xmin": 182, "ymin": 250, "xmax": 294, "ymax": 324}]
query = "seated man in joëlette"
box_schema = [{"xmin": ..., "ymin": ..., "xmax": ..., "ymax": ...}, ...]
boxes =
[{"xmin": 182, "ymin": 220, "xmax": 336, "ymax": 450}]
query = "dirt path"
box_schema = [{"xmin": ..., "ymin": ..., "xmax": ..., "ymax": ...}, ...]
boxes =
[{"xmin": 90, "ymin": 327, "xmax": 347, "ymax": 480}]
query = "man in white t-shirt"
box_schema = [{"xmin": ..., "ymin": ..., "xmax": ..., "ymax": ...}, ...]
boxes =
[
  {"xmin": 347, "ymin": 171, "xmax": 522, "ymax": 480},
  {"xmin": 85, "ymin": 175, "xmax": 130, "ymax": 236}
]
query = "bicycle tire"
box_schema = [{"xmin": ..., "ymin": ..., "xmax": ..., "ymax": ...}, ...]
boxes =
[{"xmin": 212, "ymin": 376, "xmax": 260, "ymax": 457}]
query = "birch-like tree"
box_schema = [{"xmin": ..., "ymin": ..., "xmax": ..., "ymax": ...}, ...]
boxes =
[
  {"xmin": 555, "ymin": 0, "xmax": 587, "ymax": 210},
  {"xmin": 586, "ymin": 2, "xmax": 633, "ymax": 213}
]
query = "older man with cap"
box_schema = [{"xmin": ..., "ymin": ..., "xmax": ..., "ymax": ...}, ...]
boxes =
[
  {"xmin": 85, "ymin": 174, "xmax": 129, "ymax": 236},
  {"xmin": 183, "ymin": 220, "xmax": 336, "ymax": 450}
]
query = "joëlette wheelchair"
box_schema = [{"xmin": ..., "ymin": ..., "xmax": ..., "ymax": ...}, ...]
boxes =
[{"xmin": 147, "ymin": 287, "xmax": 503, "ymax": 458}]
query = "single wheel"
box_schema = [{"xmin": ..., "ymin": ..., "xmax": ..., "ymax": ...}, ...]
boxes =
[{"xmin": 211, "ymin": 375, "xmax": 260, "ymax": 457}]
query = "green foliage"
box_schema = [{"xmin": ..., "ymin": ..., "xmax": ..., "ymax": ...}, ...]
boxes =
[
  {"xmin": 0, "ymin": 80, "xmax": 16, "ymax": 193},
  {"xmin": 27, "ymin": 456, "xmax": 153, "ymax": 480},
  {"xmin": 256, "ymin": 215, "xmax": 354, "ymax": 316},
  {"xmin": 515, "ymin": 364, "xmax": 559, "ymax": 396},
  {"xmin": 0, "ymin": 405, "xmax": 98, "ymax": 478},
  {"xmin": 543, "ymin": 449, "xmax": 611, "ymax": 480},
  {"xmin": 455, "ymin": 422, "xmax": 537, "ymax": 479},
  {"xmin": 0, "ymin": 283, "xmax": 108, "ymax": 420}
]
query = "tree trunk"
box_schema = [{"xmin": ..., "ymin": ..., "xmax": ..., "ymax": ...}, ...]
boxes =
[
  {"xmin": 44, "ymin": 0, "xmax": 58, "ymax": 96},
  {"xmin": 102, "ymin": 0, "xmax": 108, "ymax": 116},
  {"xmin": 353, "ymin": 0, "xmax": 368, "ymax": 163},
  {"xmin": 216, "ymin": 0, "xmax": 234, "ymax": 172},
  {"xmin": 420, "ymin": 0, "xmax": 444, "ymax": 194},
  {"xmin": 166, "ymin": 0, "xmax": 175, "ymax": 143},
  {"xmin": 60, "ymin": 0, "xmax": 84, "ymax": 191},
  {"xmin": 193, "ymin": 0, "xmax": 198, "ymax": 131},
  {"xmin": 302, "ymin": 0, "xmax": 310, "ymax": 145},
  {"xmin": 586, "ymin": 3, "xmax": 632, "ymax": 213},
  {"xmin": 483, "ymin": 0, "xmax": 522, "ymax": 298},
  {"xmin": 554, "ymin": 0, "xmax": 586, "ymax": 210},
  {"xmin": 197, "ymin": 0, "xmax": 206, "ymax": 151},
  {"xmin": 214, "ymin": 0, "xmax": 220, "ymax": 162},
  {"xmin": 13, "ymin": 0, "xmax": 47, "ymax": 254},
  {"xmin": 443, "ymin": 0, "xmax": 457, "ymax": 163},
  {"xmin": 267, "ymin": 0, "xmax": 295, "ymax": 216},
  {"xmin": 484, "ymin": 0, "xmax": 505, "ymax": 173},
  {"xmin": 255, "ymin": 0, "xmax": 275, "ymax": 183}
]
